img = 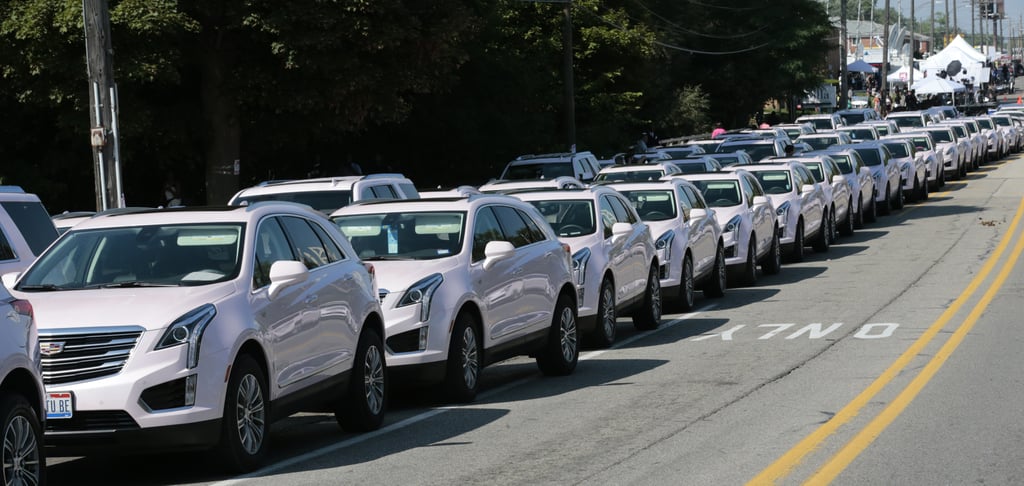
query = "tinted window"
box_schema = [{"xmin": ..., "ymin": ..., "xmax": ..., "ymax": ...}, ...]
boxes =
[
  {"xmin": 0, "ymin": 229, "xmax": 14, "ymax": 260},
  {"xmin": 517, "ymin": 209, "xmax": 548, "ymax": 242},
  {"xmin": 619, "ymin": 190, "xmax": 678, "ymax": 220},
  {"xmin": 891, "ymin": 116, "xmax": 924, "ymax": 128},
  {"xmin": 830, "ymin": 154, "xmax": 853, "ymax": 174},
  {"xmin": 978, "ymin": 119, "xmax": 994, "ymax": 129},
  {"xmin": 691, "ymin": 180, "xmax": 742, "ymax": 207},
  {"xmin": 751, "ymin": 171, "xmax": 793, "ymax": 194},
  {"xmin": 883, "ymin": 142, "xmax": 910, "ymax": 158},
  {"xmin": 279, "ymin": 216, "xmax": 330, "ymax": 269},
  {"xmin": 529, "ymin": 200, "xmax": 596, "ymax": 237},
  {"xmin": 717, "ymin": 143, "xmax": 777, "ymax": 160},
  {"xmin": 853, "ymin": 148, "xmax": 882, "ymax": 166},
  {"xmin": 1, "ymin": 201, "xmax": 58, "ymax": 256},
  {"xmin": 369, "ymin": 185, "xmax": 399, "ymax": 199},
  {"xmin": 335, "ymin": 212, "xmax": 465, "ymax": 260},
  {"xmin": 929, "ymin": 130, "xmax": 954, "ymax": 143},
  {"xmin": 993, "ymin": 116, "xmax": 1011, "ymax": 127},
  {"xmin": 472, "ymin": 207, "xmax": 504, "ymax": 262},
  {"xmin": 307, "ymin": 219, "xmax": 346, "ymax": 262},
  {"xmin": 254, "ymin": 219, "xmax": 295, "ymax": 289},
  {"xmin": 800, "ymin": 137, "xmax": 836, "ymax": 151},
  {"xmin": 683, "ymin": 186, "xmax": 707, "ymax": 209},
  {"xmin": 235, "ymin": 191, "xmax": 353, "ymax": 214},
  {"xmin": 598, "ymin": 197, "xmax": 616, "ymax": 238},
  {"xmin": 839, "ymin": 113, "xmax": 865, "ymax": 125},
  {"xmin": 504, "ymin": 162, "xmax": 573, "ymax": 180},
  {"xmin": 606, "ymin": 196, "xmax": 636, "ymax": 224},
  {"xmin": 493, "ymin": 205, "xmax": 532, "ymax": 248},
  {"xmin": 595, "ymin": 170, "xmax": 665, "ymax": 182},
  {"xmin": 910, "ymin": 137, "xmax": 933, "ymax": 151},
  {"xmin": 803, "ymin": 163, "xmax": 824, "ymax": 182}
]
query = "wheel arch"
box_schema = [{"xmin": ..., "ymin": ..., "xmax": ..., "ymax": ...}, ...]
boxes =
[{"xmin": 0, "ymin": 369, "xmax": 42, "ymax": 419}]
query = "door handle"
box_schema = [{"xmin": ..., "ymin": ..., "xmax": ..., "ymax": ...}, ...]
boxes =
[
  {"xmin": 304, "ymin": 295, "xmax": 318, "ymax": 305},
  {"xmin": 512, "ymin": 267, "xmax": 524, "ymax": 276}
]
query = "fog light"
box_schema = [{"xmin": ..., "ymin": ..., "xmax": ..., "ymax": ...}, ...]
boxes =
[
  {"xmin": 185, "ymin": 374, "xmax": 197, "ymax": 407},
  {"xmin": 418, "ymin": 327, "xmax": 429, "ymax": 351}
]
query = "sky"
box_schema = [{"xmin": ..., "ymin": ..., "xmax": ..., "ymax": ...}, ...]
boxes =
[{"xmin": 895, "ymin": 0, "xmax": 1024, "ymax": 35}]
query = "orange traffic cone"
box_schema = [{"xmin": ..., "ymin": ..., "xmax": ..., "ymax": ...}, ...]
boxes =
[{"xmin": 1018, "ymin": 96, "xmax": 1022, "ymax": 104}]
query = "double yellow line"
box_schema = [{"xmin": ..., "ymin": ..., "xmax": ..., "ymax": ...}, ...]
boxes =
[{"xmin": 749, "ymin": 196, "xmax": 1024, "ymax": 485}]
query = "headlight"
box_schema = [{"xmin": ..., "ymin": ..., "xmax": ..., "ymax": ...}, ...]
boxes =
[
  {"xmin": 655, "ymin": 231, "xmax": 674, "ymax": 264},
  {"xmin": 398, "ymin": 273, "xmax": 444, "ymax": 322},
  {"xmin": 571, "ymin": 248, "xmax": 591, "ymax": 287},
  {"xmin": 776, "ymin": 201, "xmax": 791, "ymax": 221},
  {"xmin": 156, "ymin": 304, "xmax": 216, "ymax": 369}
]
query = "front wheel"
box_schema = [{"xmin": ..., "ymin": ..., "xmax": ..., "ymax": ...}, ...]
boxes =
[
  {"xmin": 761, "ymin": 229, "xmax": 782, "ymax": 275},
  {"xmin": 865, "ymin": 192, "xmax": 878, "ymax": 223},
  {"xmin": 337, "ymin": 327, "xmax": 387, "ymax": 430},
  {"xmin": 591, "ymin": 279, "xmax": 619, "ymax": 347},
  {"xmin": 678, "ymin": 257, "xmax": 695, "ymax": 311},
  {"xmin": 218, "ymin": 355, "xmax": 270, "ymax": 473},
  {"xmin": 880, "ymin": 185, "xmax": 892, "ymax": 215},
  {"xmin": 736, "ymin": 238, "xmax": 757, "ymax": 287},
  {"xmin": 893, "ymin": 180, "xmax": 905, "ymax": 210},
  {"xmin": 0, "ymin": 394, "xmax": 43, "ymax": 486},
  {"xmin": 536, "ymin": 294, "xmax": 579, "ymax": 376},
  {"xmin": 632, "ymin": 265, "xmax": 663, "ymax": 330},
  {"xmin": 812, "ymin": 212, "xmax": 831, "ymax": 253},
  {"xmin": 788, "ymin": 221, "xmax": 805, "ymax": 263},
  {"xmin": 703, "ymin": 244, "xmax": 727, "ymax": 298},
  {"xmin": 840, "ymin": 198, "xmax": 855, "ymax": 236},
  {"xmin": 444, "ymin": 313, "xmax": 481, "ymax": 403}
]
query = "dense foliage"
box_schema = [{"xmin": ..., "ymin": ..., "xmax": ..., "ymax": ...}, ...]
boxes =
[{"xmin": 0, "ymin": 0, "xmax": 831, "ymax": 210}]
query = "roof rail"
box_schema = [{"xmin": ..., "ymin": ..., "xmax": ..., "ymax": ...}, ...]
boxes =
[
  {"xmin": 363, "ymin": 173, "xmax": 408, "ymax": 180},
  {"xmin": 0, "ymin": 185, "xmax": 26, "ymax": 194}
]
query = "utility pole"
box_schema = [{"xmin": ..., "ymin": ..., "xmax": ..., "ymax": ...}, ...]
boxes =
[
  {"xmin": 882, "ymin": 0, "xmax": 891, "ymax": 116},
  {"xmin": 971, "ymin": 0, "xmax": 976, "ymax": 45},
  {"xmin": 952, "ymin": 0, "xmax": 958, "ymax": 39},
  {"xmin": 82, "ymin": 0, "xmax": 122, "ymax": 211},
  {"xmin": 910, "ymin": 0, "xmax": 916, "ymax": 86},
  {"xmin": 840, "ymin": 0, "xmax": 849, "ymax": 109},
  {"xmin": 562, "ymin": 0, "xmax": 575, "ymax": 152},
  {"xmin": 931, "ymin": 0, "xmax": 935, "ymax": 54},
  {"xmin": 945, "ymin": 0, "xmax": 950, "ymax": 46}
]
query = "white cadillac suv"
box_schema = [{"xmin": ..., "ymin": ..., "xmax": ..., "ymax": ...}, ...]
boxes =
[
  {"xmin": 331, "ymin": 195, "xmax": 580, "ymax": 403},
  {"xmin": 515, "ymin": 186, "xmax": 659, "ymax": 347},
  {"xmin": 6, "ymin": 204, "xmax": 387, "ymax": 472},
  {"xmin": 0, "ymin": 284, "xmax": 44, "ymax": 485}
]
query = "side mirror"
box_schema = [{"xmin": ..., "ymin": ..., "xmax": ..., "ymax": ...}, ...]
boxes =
[
  {"xmin": 611, "ymin": 222, "xmax": 633, "ymax": 238},
  {"xmin": 832, "ymin": 174, "xmax": 845, "ymax": 185},
  {"xmin": 482, "ymin": 241, "xmax": 515, "ymax": 270},
  {"xmin": 802, "ymin": 184, "xmax": 816, "ymax": 194},
  {"xmin": 689, "ymin": 208, "xmax": 708, "ymax": 221},
  {"xmin": 1, "ymin": 272, "xmax": 20, "ymax": 290},
  {"xmin": 267, "ymin": 260, "xmax": 309, "ymax": 300},
  {"xmin": 752, "ymin": 195, "xmax": 769, "ymax": 206}
]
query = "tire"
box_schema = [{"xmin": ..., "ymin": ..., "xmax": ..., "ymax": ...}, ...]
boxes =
[
  {"xmin": 788, "ymin": 220, "xmax": 805, "ymax": 263},
  {"xmin": 761, "ymin": 229, "xmax": 782, "ymax": 275},
  {"xmin": 632, "ymin": 265, "xmax": 663, "ymax": 331},
  {"xmin": 678, "ymin": 257, "xmax": 695, "ymax": 311},
  {"xmin": 338, "ymin": 327, "xmax": 387, "ymax": 430},
  {"xmin": 919, "ymin": 175, "xmax": 929, "ymax": 201},
  {"xmin": 444, "ymin": 313, "xmax": 482, "ymax": 402},
  {"xmin": 218, "ymin": 355, "xmax": 270, "ymax": 473},
  {"xmin": 907, "ymin": 178, "xmax": 919, "ymax": 203},
  {"xmin": 812, "ymin": 212, "xmax": 831, "ymax": 253},
  {"xmin": 0, "ymin": 394, "xmax": 43, "ymax": 486},
  {"xmin": 591, "ymin": 279, "xmax": 619, "ymax": 347},
  {"xmin": 939, "ymin": 167, "xmax": 946, "ymax": 187},
  {"xmin": 959, "ymin": 159, "xmax": 967, "ymax": 178},
  {"xmin": 737, "ymin": 238, "xmax": 757, "ymax": 287},
  {"xmin": 865, "ymin": 191, "xmax": 878, "ymax": 223},
  {"xmin": 880, "ymin": 185, "xmax": 892, "ymax": 215},
  {"xmin": 536, "ymin": 293, "xmax": 579, "ymax": 376},
  {"xmin": 840, "ymin": 198, "xmax": 855, "ymax": 236},
  {"xmin": 894, "ymin": 180, "xmax": 905, "ymax": 210},
  {"xmin": 702, "ymin": 244, "xmax": 727, "ymax": 298},
  {"xmin": 854, "ymin": 198, "xmax": 865, "ymax": 229}
]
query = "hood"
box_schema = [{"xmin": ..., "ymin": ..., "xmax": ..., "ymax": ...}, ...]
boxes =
[
  {"xmin": 17, "ymin": 283, "xmax": 236, "ymax": 331},
  {"xmin": 560, "ymin": 234, "xmax": 602, "ymax": 256},
  {"xmin": 711, "ymin": 205, "xmax": 744, "ymax": 226},
  {"xmin": 371, "ymin": 257, "xmax": 463, "ymax": 297}
]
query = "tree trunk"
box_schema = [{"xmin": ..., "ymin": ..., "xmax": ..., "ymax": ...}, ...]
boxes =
[{"xmin": 200, "ymin": 29, "xmax": 240, "ymax": 206}]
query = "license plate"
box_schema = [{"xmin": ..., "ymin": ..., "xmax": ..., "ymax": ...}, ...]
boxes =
[{"xmin": 45, "ymin": 392, "xmax": 73, "ymax": 420}]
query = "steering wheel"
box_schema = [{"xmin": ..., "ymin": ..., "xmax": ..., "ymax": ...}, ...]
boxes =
[
  {"xmin": 559, "ymin": 224, "xmax": 586, "ymax": 235},
  {"xmin": 645, "ymin": 211, "xmax": 669, "ymax": 220},
  {"xmin": 713, "ymin": 199, "xmax": 735, "ymax": 206}
]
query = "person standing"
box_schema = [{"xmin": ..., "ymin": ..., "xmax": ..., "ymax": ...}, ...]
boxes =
[{"xmin": 711, "ymin": 122, "xmax": 726, "ymax": 138}]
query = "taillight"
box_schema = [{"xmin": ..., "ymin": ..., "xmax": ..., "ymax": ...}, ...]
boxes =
[
  {"xmin": 363, "ymin": 262, "xmax": 375, "ymax": 278},
  {"xmin": 561, "ymin": 243, "xmax": 571, "ymax": 254},
  {"xmin": 10, "ymin": 299, "xmax": 32, "ymax": 319}
]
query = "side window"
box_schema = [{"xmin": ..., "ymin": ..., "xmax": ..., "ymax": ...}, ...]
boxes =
[
  {"xmin": 606, "ymin": 196, "xmax": 632, "ymax": 224},
  {"xmin": 472, "ymin": 207, "xmax": 505, "ymax": 262},
  {"xmin": 610, "ymin": 195, "xmax": 639, "ymax": 223},
  {"xmin": 573, "ymin": 159, "xmax": 586, "ymax": 179},
  {"xmin": 308, "ymin": 220, "xmax": 346, "ymax": 262},
  {"xmin": 516, "ymin": 209, "xmax": 548, "ymax": 242},
  {"xmin": 370, "ymin": 185, "xmax": 398, "ymax": 199},
  {"xmin": 1, "ymin": 201, "xmax": 58, "ymax": 256},
  {"xmin": 683, "ymin": 186, "xmax": 707, "ymax": 210},
  {"xmin": 398, "ymin": 183, "xmax": 419, "ymax": 198},
  {"xmin": 0, "ymin": 228, "xmax": 15, "ymax": 261},
  {"xmin": 598, "ymin": 197, "xmax": 616, "ymax": 238},
  {"xmin": 358, "ymin": 185, "xmax": 375, "ymax": 200},
  {"xmin": 493, "ymin": 205, "xmax": 533, "ymax": 247},
  {"xmin": 279, "ymin": 216, "xmax": 330, "ymax": 269},
  {"xmin": 744, "ymin": 173, "xmax": 764, "ymax": 198},
  {"xmin": 674, "ymin": 188, "xmax": 693, "ymax": 221},
  {"xmin": 253, "ymin": 218, "xmax": 296, "ymax": 289}
]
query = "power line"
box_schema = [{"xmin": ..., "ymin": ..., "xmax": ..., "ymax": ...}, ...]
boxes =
[
  {"xmin": 630, "ymin": 0, "xmax": 770, "ymax": 39},
  {"xmin": 583, "ymin": 7, "xmax": 775, "ymax": 55}
]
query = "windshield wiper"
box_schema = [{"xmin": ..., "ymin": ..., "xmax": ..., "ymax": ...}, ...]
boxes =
[
  {"xmin": 17, "ymin": 284, "xmax": 66, "ymax": 292},
  {"xmin": 361, "ymin": 255, "xmax": 413, "ymax": 261},
  {"xmin": 97, "ymin": 281, "xmax": 180, "ymax": 288}
]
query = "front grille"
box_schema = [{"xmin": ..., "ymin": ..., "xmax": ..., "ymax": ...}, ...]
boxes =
[
  {"xmin": 40, "ymin": 328, "xmax": 144, "ymax": 385},
  {"xmin": 45, "ymin": 410, "xmax": 139, "ymax": 432}
]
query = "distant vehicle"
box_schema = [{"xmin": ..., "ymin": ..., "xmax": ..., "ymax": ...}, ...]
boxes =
[
  {"xmin": 835, "ymin": 108, "xmax": 882, "ymax": 126},
  {"xmin": 0, "ymin": 186, "xmax": 60, "ymax": 275},
  {"xmin": 835, "ymin": 125, "xmax": 881, "ymax": 143},
  {"xmin": 832, "ymin": 142, "xmax": 904, "ymax": 215},
  {"xmin": 795, "ymin": 132, "xmax": 854, "ymax": 152},
  {"xmin": 811, "ymin": 147, "xmax": 878, "ymax": 228},
  {"xmin": 229, "ymin": 174, "xmax": 420, "ymax": 214},
  {"xmin": 879, "ymin": 139, "xmax": 929, "ymax": 203},
  {"xmin": 478, "ymin": 177, "xmax": 585, "ymax": 194},
  {"xmin": 881, "ymin": 133, "xmax": 942, "ymax": 193},
  {"xmin": 671, "ymin": 156, "xmax": 723, "ymax": 174},
  {"xmin": 795, "ymin": 113, "xmax": 845, "ymax": 131},
  {"xmin": 716, "ymin": 138, "xmax": 790, "ymax": 161},
  {"xmin": 774, "ymin": 123, "xmax": 816, "ymax": 141},
  {"xmin": 500, "ymin": 152, "xmax": 602, "ymax": 183},
  {"xmin": 594, "ymin": 162, "xmax": 682, "ymax": 182}
]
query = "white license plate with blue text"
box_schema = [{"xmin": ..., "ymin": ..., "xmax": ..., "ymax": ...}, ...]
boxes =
[{"xmin": 46, "ymin": 392, "xmax": 73, "ymax": 419}]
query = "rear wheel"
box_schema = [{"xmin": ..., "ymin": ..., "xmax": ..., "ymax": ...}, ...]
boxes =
[
  {"xmin": 702, "ymin": 245, "xmax": 727, "ymax": 298},
  {"xmin": 444, "ymin": 314, "xmax": 481, "ymax": 402},
  {"xmin": 536, "ymin": 294, "xmax": 579, "ymax": 375},
  {"xmin": 218, "ymin": 355, "xmax": 269, "ymax": 473},
  {"xmin": 761, "ymin": 229, "xmax": 782, "ymax": 275},
  {"xmin": 337, "ymin": 327, "xmax": 386, "ymax": 431},
  {"xmin": 632, "ymin": 265, "xmax": 663, "ymax": 330},
  {"xmin": 0, "ymin": 394, "xmax": 43, "ymax": 486},
  {"xmin": 591, "ymin": 279, "xmax": 619, "ymax": 347}
]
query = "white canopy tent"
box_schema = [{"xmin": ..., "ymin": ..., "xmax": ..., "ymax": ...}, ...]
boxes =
[
  {"xmin": 920, "ymin": 35, "xmax": 987, "ymax": 85},
  {"xmin": 910, "ymin": 76, "xmax": 966, "ymax": 106},
  {"xmin": 887, "ymin": 65, "xmax": 924, "ymax": 84},
  {"xmin": 847, "ymin": 59, "xmax": 878, "ymax": 73}
]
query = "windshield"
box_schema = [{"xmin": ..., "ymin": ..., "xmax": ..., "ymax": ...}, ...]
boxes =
[
  {"xmin": 852, "ymin": 148, "xmax": 882, "ymax": 166},
  {"xmin": 525, "ymin": 200, "xmax": 597, "ymax": 236},
  {"xmin": 978, "ymin": 119, "xmax": 994, "ymax": 129},
  {"xmin": 830, "ymin": 154, "xmax": 854, "ymax": 174},
  {"xmin": 335, "ymin": 212, "xmax": 466, "ymax": 260},
  {"xmin": 717, "ymin": 143, "xmax": 776, "ymax": 161},
  {"xmin": 595, "ymin": 170, "xmax": 664, "ymax": 182},
  {"xmin": 929, "ymin": 130, "xmax": 954, "ymax": 143},
  {"xmin": 800, "ymin": 137, "xmax": 837, "ymax": 151},
  {"xmin": 909, "ymin": 137, "xmax": 933, "ymax": 151},
  {"xmin": 783, "ymin": 128, "xmax": 802, "ymax": 139},
  {"xmin": 712, "ymin": 154, "xmax": 747, "ymax": 167},
  {"xmin": 963, "ymin": 122, "xmax": 978, "ymax": 134},
  {"xmin": 235, "ymin": 191, "xmax": 353, "ymax": 214},
  {"xmin": 802, "ymin": 119, "xmax": 834, "ymax": 131},
  {"xmin": 503, "ymin": 162, "xmax": 572, "ymax": 180},
  {"xmin": 883, "ymin": 142, "xmax": 910, "ymax": 158},
  {"xmin": 843, "ymin": 128, "xmax": 877, "ymax": 141},
  {"xmin": 688, "ymin": 180, "xmax": 741, "ymax": 207},
  {"xmin": 839, "ymin": 113, "xmax": 865, "ymax": 125},
  {"xmin": 673, "ymin": 162, "xmax": 711, "ymax": 174},
  {"xmin": 950, "ymin": 126, "xmax": 967, "ymax": 137},
  {"xmin": 872, "ymin": 125, "xmax": 890, "ymax": 136},
  {"xmin": 993, "ymin": 117, "xmax": 1011, "ymax": 127},
  {"xmin": 750, "ymin": 171, "xmax": 793, "ymax": 194},
  {"xmin": 18, "ymin": 224, "xmax": 244, "ymax": 290},
  {"xmin": 891, "ymin": 116, "xmax": 924, "ymax": 128},
  {"xmin": 619, "ymin": 190, "xmax": 679, "ymax": 220}
]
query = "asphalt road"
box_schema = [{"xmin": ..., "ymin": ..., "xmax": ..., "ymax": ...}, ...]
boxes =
[{"xmin": 47, "ymin": 151, "xmax": 1024, "ymax": 486}]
